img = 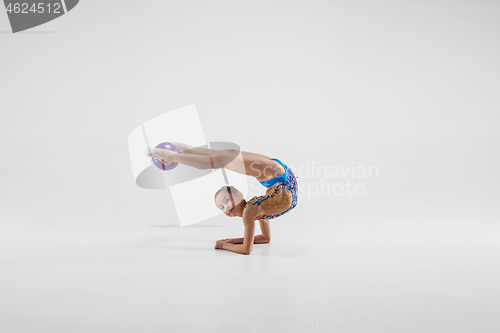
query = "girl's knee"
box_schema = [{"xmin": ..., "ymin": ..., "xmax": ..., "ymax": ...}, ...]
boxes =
[
  {"xmin": 214, "ymin": 149, "xmax": 239, "ymax": 167},
  {"xmin": 223, "ymin": 149, "xmax": 238, "ymax": 156}
]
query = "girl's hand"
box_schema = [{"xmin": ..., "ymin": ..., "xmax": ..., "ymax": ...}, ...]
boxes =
[
  {"xmin": 222, "ymin": 238, "xmax": 237, "ymax": 244},
  {"xmin": 215, "ymin": 240, "xmax": 226, "ymax": 249}
]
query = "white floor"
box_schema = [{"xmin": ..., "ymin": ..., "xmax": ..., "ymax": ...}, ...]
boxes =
[
  {"xmin": 1, "ymin": 219, "xmax": 499, "ymax": 333},
  {"xmin": 1, "ymin": 0, "xmax": 499, "ymax": 331}
]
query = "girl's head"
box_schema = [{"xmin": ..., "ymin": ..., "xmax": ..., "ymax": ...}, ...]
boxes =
[{"xmin": 214, "ymin": 185, "xmax": 244, "ymax": 217}]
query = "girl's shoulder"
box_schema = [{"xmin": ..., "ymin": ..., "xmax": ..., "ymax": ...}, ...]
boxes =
[{"xmin": 243, "ymin": 198, "xmax": 265, "ymax": 220}]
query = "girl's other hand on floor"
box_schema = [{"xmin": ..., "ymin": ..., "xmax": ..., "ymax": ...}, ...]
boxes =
[{"xmin": 215, "ymin": 240, "xmax": 227, "ymax": 249}]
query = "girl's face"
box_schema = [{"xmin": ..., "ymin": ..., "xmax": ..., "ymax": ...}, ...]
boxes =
[{"xmin": 215, "ymin": 189, "xmax": 241, "ymax": 217}]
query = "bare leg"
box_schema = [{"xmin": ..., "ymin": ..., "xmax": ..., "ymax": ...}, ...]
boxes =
[
  {"xmin": 153, "ymin": 147, "xmax": 239, "ymax": 170},
  {"xmin": 174, "ymin": 142, "xmax": 271, "ymax": 160},
  {"xmin": 153, "ymin": 143, "xmax": 280, "ymax": 181},
  {"xmin": 174, "ymin": 142, "xmax": 219, "ymax": 156}
]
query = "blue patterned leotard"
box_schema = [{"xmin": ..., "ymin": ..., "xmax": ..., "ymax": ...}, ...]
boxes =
[{"xmin": 245, "ymin": 158, "xmax": 298, "ymax": 220}]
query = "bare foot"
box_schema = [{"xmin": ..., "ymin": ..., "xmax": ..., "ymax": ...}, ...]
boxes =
[
  {"xmin": 153, "ymin": 148, "xmax": 176, "ymax": 162},
  {"xmin": 174, "ymin": 142, "xmax": 192, "ymax": 153}
]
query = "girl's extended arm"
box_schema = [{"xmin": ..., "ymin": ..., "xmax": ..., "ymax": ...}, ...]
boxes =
[
  {"xmin": 222, "ymin": 219, "xmax": 271, "ymax": 244},
  {"xmin": 217, "ymin": 207, "xmax": 258, "ymax": 255},
  {"xmin": 224, "ymin": 235, "xmax": 269, "ymax": 244}
]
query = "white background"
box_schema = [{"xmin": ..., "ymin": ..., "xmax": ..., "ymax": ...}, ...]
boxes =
[{"xmin": 1, "ymin": 1, "xmax": 499, "ymax": 332}]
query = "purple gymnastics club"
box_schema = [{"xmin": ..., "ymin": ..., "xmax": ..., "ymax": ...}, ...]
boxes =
[{"xmin": 152, "ymin": 142, "xmax": 180, "ymax": 171}]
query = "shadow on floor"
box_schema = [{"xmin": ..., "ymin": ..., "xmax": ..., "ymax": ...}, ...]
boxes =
[
  {"xmin": 149, "ymin": 224, "xmax": 224, "ymax": 228},
  {"xmin": 259, "ymin": 245, "xmax": 310, "ymax": 257}
]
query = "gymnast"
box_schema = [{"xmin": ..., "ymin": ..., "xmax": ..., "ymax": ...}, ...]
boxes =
[{"xmin": 146, "ymin": 142, "xmax": 298, "ymax": 255}]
